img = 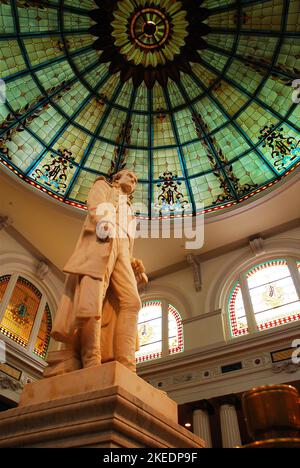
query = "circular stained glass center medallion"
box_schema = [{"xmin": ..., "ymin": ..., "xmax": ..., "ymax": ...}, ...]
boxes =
[
  {"xmin": 130, "ymin": 8, "xmax": 170, "ymax": 50},
  {"xmin": 112, "ymin": 0, "xmax": 189, "ymax": 67}
]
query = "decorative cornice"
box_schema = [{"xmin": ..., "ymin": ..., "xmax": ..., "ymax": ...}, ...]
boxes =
[
  {"xmin": 0, "ymin": 374, "xmax": 23, "ymax": 392},
  {"xmin": 249, "ymin": 236, "xmax": 265, "ymax": 256},
  {"xmin": 36, "ymin": 260, "xmax": 49, "ymax": 281},
  {"xmin": 272, "ymin": 360, "xmax": 300, "ymax": 374},
  {"xmin": 0, "ymin": 215, "xmax": 12, "ymax": 231},
  {"xmin": 186, "ymin": 254, "xmax": 202, "ymax": 292}
]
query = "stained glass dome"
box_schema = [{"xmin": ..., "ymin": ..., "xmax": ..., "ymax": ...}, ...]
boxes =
[{"xmin": 0, "ymin": 0, "xmax": 299, "ymax": 218}]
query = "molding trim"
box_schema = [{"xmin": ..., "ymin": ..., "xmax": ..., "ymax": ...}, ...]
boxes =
[
  {"xmin": 186, "ymin": 254, "xmax": 202, "ymax": 292},
  {"xmin": 183, "ymin": 309, "xmax": 222, "ymax": 325},
  {"xmin": 140, "ymin": 282, "xmax": 193, "ymax": 319},
  {"xmin": 206, "ymin": 237, "xmax": 300, "ymax": 314}
]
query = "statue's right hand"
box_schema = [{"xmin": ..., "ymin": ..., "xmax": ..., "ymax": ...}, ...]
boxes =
[{"xmin": 96, "ymin": 221, "xmax": 115, "ymax": 241}]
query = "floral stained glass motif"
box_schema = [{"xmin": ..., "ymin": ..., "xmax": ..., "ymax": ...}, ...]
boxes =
[
  {"xmin": 0, "ymin": 0, "xmax": 299, "ymax": 217},
  {"xmin": 0, "ymin": 277, "xmax": 42, "ymax": 348},
  {"xmin": 135, "ymin": 301, "xmax": 184, "ymax": 363},
  {"xmin": 0, "ymin": 275, "xmax": 10, "ymax": 305},
  {"xmin": 136, "ymin": 300, "xmax": 162, "ymax": 363},
  {"xmin": 247, "ymin": 260, "xmax": 300, "ymax": 330}
]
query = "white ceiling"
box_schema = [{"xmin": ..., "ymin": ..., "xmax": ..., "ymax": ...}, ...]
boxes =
[{"xmin": 0, "ymin": 167, "xmax": 299, "ymax": 277}]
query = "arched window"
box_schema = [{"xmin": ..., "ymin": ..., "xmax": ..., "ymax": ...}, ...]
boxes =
[
  {"xmin": 0, "ymin": 274, "xmax": 52, "ymax": 360},
  {"xmin": 228, "ymin": 258, "xmax": 300, "ymax": 337},
  {"xmin": 135, "ymin": 300, "xmax": 184, "ymax": 363}
]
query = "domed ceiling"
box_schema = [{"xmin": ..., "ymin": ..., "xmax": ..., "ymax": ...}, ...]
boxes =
[{"xmin": 0, "ymin": 0, "xmax": 299, "ymax": 218}]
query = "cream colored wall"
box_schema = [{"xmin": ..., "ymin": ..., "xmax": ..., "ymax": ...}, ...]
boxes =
[{"xmin": 143, "ymin": 226, "xmax": 300, "ymax": 352}]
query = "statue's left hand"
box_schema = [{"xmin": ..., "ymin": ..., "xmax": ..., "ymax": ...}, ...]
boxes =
[{"xmin": 131, "ymin": 258, "xmax": 145, "ymax": 276}]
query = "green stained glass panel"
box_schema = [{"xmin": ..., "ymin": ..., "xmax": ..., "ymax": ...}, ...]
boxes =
[
  {"xmin": 84, "ymin": 140, "xmax": 117, "ymax": 173},
  {"xmin": 66, "ymin": 34, "xmax": 94, "ymax": 52},
  {"xmin": 288, "ymin": 106, "xmax": 300, "ymax": 131},
  {"xmin": 212, "ymin": 81, "xmax": 248, "ymax": 116},
  {"xmin": 241, "ymin": 0, "xmax": 283, "ymax": 31},
  {"xmin": 229, "ymin": 152, "xmax": 274, "ymax": 187},
  {"xmin": 226, "ymin": 60, "xmax": 265, "ymax": 94},
  {"xmin": 236, "ymin": 36, "xmax": 278, "ymax": 62},
  {"xmin": 206, "ymin": 33, "xmax": 234, "ymax": 52},
  {"xmin": 0, "ymin": 3, "xmax": 14, "ymax": 33},
  {"xmin": 18, "ymin": 6, "xmax": 58, "ymax": 33},
  {"xmin": 213, "ymin": 125, "xmax": 251, "ymax": 161},
  {"xmin": 168, "ymin": 80, "xmax": 185, "ymax": 109},
  {"xmin": 130, "ymin": 114, "xmax": 149, "ymax": 148},
  {"xmin": 54, "ymin": 81, "xmax": 90, "ymax": 117},
  {"xmin": 152, "ymin": 83, "xmax": 167, "ymax": 112},
  {"xmin": 236, "ymin": 103, "xmax": 279, "ymax": 144},
  {"xmin": 35, "ymin": 60, "xmax": 74, "ymax": 88},
  {"xmin": 153, "ymin": 114, "xmax": 176, "ymax": 147},
  {"xmin": 201, "ymin": 50, "xmax": 229, "ymax": 73},
  {"xmin": 63, "ymin": 11, "xmax": 92, "ymax": 31},
  {"xmin": 26, "ymin": 105, "xmax": 67, "ymax": 144},
  {"xmin": 182, "ymin": 141, "xmax": 213, "ymax": 175},
  {"xmin": 191, "ymin": 63, "xmax": 218, "ymax": 89},
  {"xmin": 133, "ymin": 83, "xmax": 148, "ymax": 112},
  {"xmin": 131, "ymin": 183, "xmax": 148, "ymax": 213},
  {"xmin": 98, "ymin": 108, "xmax": 128, "ymax": 142},
  {"xmin": 84, "ymin": 63, "xmax": 109, "ymax": 88},
  {"xmin": 0, "ymin": 40, "xmax": 26, "ymax": 78},
  {"xmin": 125, "ymin": 148, "xmax": 149, "ymax": 179},
  {"xmin": 5, "ymin": 130, "xmax": 44, "ymax": 171},
  {"xmin": 74, "ymin": 97, "xmax": 107, "ymax": 133},
  {"xmin": 114, "ymin": 81, "xmax": 133, "ymax": 108},
  {"xmin": 72, "ymin": 50, "xmax": 100, "ymax": 74},
  {"xmin": 23, "ymin": 36, "xmax": 64, "ymax": 67},
  {"xmin": 96, "ymin": 73, "xmax": 121, "ymax": 102},
  {"xmin": 207, "ymin": 10, "xmax": 236, "ymax": 29},
  {"xmin": 287, "ymin": 0, "xmax": 300, "ymax": 32},
  {"xmin": 174, "ymin": 108, "xmax": 198, "ymax": 144},
  {"xmin": 193, "ymin": 97, "xmax": 227, "ymax": 132},
  {"xmin": 153, "ymin": 148, "xmax": 183, "ymax": 179},
  {"xmin": 64, "ymin": 0, "xmax": 94, "ymax": 9},
  {"xmin": 52, "ymin": 126, "xmax": 92, "ymax": 163},
  {"xmin": 257, "ymin": 78, "xmax": 294, "ymax": 117},
  {"xmin": 69, "ymin": 170, "xmax": 97, "ymax": 203},
  {"xmin": 277, "ymin": 38, "xmax": 300, "ymax": 71},
  {"xmin": 5, "ymin": 75, "xmax": 41, "ymax": 113}
]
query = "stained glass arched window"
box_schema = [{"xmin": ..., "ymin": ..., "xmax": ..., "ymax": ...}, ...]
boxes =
[
  {"xmin": 228, "ymin": 258, "xmax": 300, "ymax": 337},
  {"xmin": 135, "ymin": 300, "xmax": 184, "ymax": 363},
  {"xmin": 0, "ymin": 275, "xmax": 52, "ymax": 360},
  {"xmin": 34, "ymin": 303, "xmax": 52, "ymax": 359}
]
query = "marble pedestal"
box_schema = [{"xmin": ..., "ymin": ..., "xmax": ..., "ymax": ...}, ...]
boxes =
[{"xmin": 0, "ymin": 362, "xmax": 205, "ymax": 448}]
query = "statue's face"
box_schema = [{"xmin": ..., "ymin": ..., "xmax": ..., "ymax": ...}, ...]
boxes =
[{"xmin": 118, "ymin": 171, "xmax": 137, "ymax": 194}]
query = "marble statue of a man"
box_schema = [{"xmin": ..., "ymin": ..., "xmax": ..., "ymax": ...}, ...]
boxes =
[{"xmin": 44, "ymin": 169, "xmax": 146, "ymax": 377}]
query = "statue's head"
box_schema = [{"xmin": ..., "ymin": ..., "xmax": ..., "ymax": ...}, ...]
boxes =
[{"xmin": 112, "ymin": 169, "xmax": 138, "ymax": 195}]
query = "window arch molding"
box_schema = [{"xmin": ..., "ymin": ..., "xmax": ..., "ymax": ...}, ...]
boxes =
[
  {"xmin": 0, "ymin": 251, "xmax": 60, "ymax": 364},
  {"xmin": 205, "ymin": 237, "xmax": 300, "ymax": 340},
  {"xmin": 137, "ymin": 283, "xmax": 189, "ymax": 363},
  {"xmin": 140, "ymin": 282, "xmax": 192, "ymax": 321}
]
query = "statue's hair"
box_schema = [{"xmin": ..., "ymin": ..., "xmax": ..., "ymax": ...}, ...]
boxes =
[{"xmin": 111, "ymin": 169, "xmax": 137, "ymax": 183}]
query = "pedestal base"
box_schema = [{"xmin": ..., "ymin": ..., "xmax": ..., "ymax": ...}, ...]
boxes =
[{"xmin": 0, "ymin": 362, "xmax": 205, "ymax": 448}]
